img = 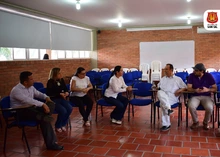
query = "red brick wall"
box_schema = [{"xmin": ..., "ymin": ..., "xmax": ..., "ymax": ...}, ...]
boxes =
[
  {"xmin": 0, "ymin": 59, "xmax": 91, "ymax": 97},
  {"xmin": 97, "ymin": 26, "xmax": 220, "ymax": 70}
]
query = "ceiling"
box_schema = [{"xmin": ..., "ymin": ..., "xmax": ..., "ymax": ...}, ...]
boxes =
[{"xmin": 1, "ymin": 0, "xmax": 220, "ymax": 30}]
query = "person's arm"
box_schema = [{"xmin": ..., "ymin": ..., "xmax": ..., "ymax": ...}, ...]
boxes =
[
  {"xmin": 12, "ymin": 87, "xmax": 45, "ymax": 107},
  {"xmin": 111, "ymin": 77, "xmax": 127, "ymax": 93},
  {"xmin": 202, "ymin": 84, "xmax": 217, "ymax": 93}
]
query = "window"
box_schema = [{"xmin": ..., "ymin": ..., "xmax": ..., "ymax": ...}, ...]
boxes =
[
  {"xmin": 14, "ymin": 48, "xmax": 26, "ymax": 59},
  {"xmin": 0, "ymin": 47, "xmax": 91, "ymax": 61},
  {"xmin": 0, "ymin": 47, "xmax": 13, "ymax": 61},
  {"xmin": 29, "ymin": 49, "xmax": 39, "ymax": 59},
  {"xmin": 40, "ymin": 49, "xmax": 47, "ymax": 60}
]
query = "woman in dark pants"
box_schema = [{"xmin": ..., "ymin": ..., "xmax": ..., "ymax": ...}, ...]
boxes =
[
  {"xmin": 104, "ymin": 65, "xmax": 132, "ymax": 124},
  {"xmin": 69, "ymin": 67, "xmax": 93, "ymax": 127},
  {"xmin": 47, "ymin": 67, "xmax": 73, "ymax": 133}
]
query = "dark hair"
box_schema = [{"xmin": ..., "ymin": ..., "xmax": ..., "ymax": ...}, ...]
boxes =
[
  {"xmin": 166, "ymin": 63, "xmax": 174, "ymax": 71},
  {"xmin": 75, "ymin": 67, "xmax": 85, "ymax": 77},
  {"xmin": 106, "ymin": 65, "xmax": 122, "ymax": 89},
  {"xmin": 43, "ymin": 54, "xmax": 49, "ymax": 59},
  {"xmin": 20, "ymin": 71, "xmax": 32, "ymax": 84}
]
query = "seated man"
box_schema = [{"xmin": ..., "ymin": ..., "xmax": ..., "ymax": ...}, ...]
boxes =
[
  {"xmin": 10, "ymin": 71, "xmax": 64, "ymax": 150},
  {"xmin": 187, "ymin": 63, "xmax": 217, "ymax": 130},
  {"xmin": 157, "ymin": 63, "xmax": 186, "ymax": 131}
]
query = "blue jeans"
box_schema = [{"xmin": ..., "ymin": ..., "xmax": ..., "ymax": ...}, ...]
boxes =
[
  {"xmin": 105, "ymin": 94, "xmax": 128, "ymax": 120},
  {"xmin": 52, "ymin": 98, "xmax": 73, "ymax": 128}
]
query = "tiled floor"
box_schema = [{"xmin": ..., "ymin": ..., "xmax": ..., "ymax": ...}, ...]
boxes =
[{"xmin": 1, "ymin": 102, "xmax": 220, "ymax": 157}]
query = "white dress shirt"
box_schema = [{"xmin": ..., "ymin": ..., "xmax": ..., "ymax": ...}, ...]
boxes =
[
  {"xmin": 10, "ymin": 83, "xmax": 47, "ymax": 108},
  {"xmin": 70, "ymin": 76, "xmax": 90, "ymax": 97}
]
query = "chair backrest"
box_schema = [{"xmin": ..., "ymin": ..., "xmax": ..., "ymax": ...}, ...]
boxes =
[
  {"xmin": 100, "ymin": 74, "xmax": 111, "ymax": 85},
  {"xmin": 151, "ymin": 60, "xmax": 161, "ymax": 72},
  {"xmin": 33, "ymin": 82, "xmax": 44, "ymax": 90},
  {"xmin": 92, "ymin": 68, "xmax": 100, "ymax": 72},
  {"xmin": 123, "ymin": 72, "xmax": 134, "ymax": 83},
  {"xmin": 0, "ymin": 96, "xmax": 13, "ymax": 119},
  {"xmin": 175, "ymin": 72, "xmax": 189, "ymax": 83},
  {"xmin": 210, "ymin": 72, "xmax": 220, "ymax": 85},
  {"xmin": 100, "ymin": 68, "xmax": 109, "ymax": 71},
  {"xmin": 130, "ymin": 68, "xmax": 138, "ymax": 72},
  {"xmin": 133, "ymin": 82, "xmax": 152, "ymax": 97},
  {"xmin": 101, "ymin": 83, "xmax": 108, "ymax": 97},
  {"xmin": 123, "ymin": 68, "xmax": 130, "ymax": 73},
  {"xmin": 139, "ymin": 63, "xmax": 149, "ymax": 74},
  {"xmin": 38, "ymin": 87, "xmax": 47, "ymax": 94},
  {"xmin": 206, "ymin": 68, "xmax": 217, "ymax": 73},
  {"xmin": 217, "ymin": 84, "xmax": 220, "ymax": 99},
  {"xmin": 174, "ymin": 68, "xmax": 186, "ymax": 73}
]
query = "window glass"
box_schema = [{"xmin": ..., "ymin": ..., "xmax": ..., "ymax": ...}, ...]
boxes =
[
  {"xmin": 66, "ymin": 50, "xmax": 73, "ymax": 58},
  {"xmin": 51, "ymin": 50, "xmax": 57, "ymax": 59},
  {"xmin": 14, "ymin": 48, "xmax": 26, "ymax": 59},
  {"xmin": 79, "ymin": 51, "xmax": 85, "ymax": 58},
  {"xmin": 0, "ymin": 47, "xmax": 13, "ymax": 61},
  {"xmin": 73, "ymin": 51, "xmax": 79, "ymax": 58},
  {"xmin": 40, "ymin": 49, "xmax": 47, "ymax": 60},
  {"xmin": 29, "ymin": 49, "xmax": 39, "ymax": 59},
  {"xmin": 57, "ymin": 50, "xmax": 65, "ymax": 58},
  {"xmin": 84, "ymin": 51, "xmax": 90, "ymax": 58}
]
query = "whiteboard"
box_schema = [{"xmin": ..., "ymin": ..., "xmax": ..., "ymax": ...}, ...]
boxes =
[{"xmin": 140, "ymin": 40, "xmax": 195, "ymax": 69}]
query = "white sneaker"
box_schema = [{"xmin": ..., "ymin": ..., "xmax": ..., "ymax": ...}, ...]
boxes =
[
  {"xmin": 85, "ymin": 121, "xmax": 90, "ymax": 127},
  {"xmin": 111, "ymin": 118, "xmax": 122, "ymax": 125}
]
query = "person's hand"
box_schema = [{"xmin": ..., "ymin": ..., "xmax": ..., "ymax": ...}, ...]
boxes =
[
  {"xmin": 200, "ymin": 87, "xmax": 210, "ymax": 93},
  {"xmin": 174, "ymin": 90, "xmax": 181, "ymax": 97},
  {"xmin": 195, "ymin": 88, "xmax": 203, "ymax": 93},
  {"xmin": 45, "ymin": 97, "xmax": 53, "ymax": 103},
  {"xmin": 82, "ymin": 88, "xmax": 89, "ymax": 93},
  {"xmin": 64, "ymin": 92, "xmax": 69, "ymax": 97},
  {"xmin": 42, "ymin": 104, "xmax": 50, "ymax": 113},
  {"xmin": 126, "ymin": 86, "xmax": 133, "ymax": 91},
  {"xmin": 60, "ymin": 93, "xmax": 66, "ymax": 99}
]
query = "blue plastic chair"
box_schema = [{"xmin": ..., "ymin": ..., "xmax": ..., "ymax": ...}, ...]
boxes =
[
  {"xmin": 123, "ymin": 72, "xmax": 134, "ymax": 86},
  {"xmin": 0, "ymin": 96, "xmax": 38, "ymax": 154},
  {"xmin": 33, "ymin": 82, "xmax": 44, "ymax": 90},
  {"xmin": 128, "ymin": 82, "xmax": 153, "ymax": 122},
  {"xmin": 95, "ymin": 83, "xmax": 114, "ymax": 121},
  {"xmin": 153, "ymin": 101, "xmax": 182, "ymax": 126},
  {"xmin": 175, "ymin": 72, "xmax": 189, "ymax": 84}
]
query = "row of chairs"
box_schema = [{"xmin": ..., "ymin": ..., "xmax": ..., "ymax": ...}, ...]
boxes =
[{"xmin": 91, "ymin": 67, "xmax": 139, "ymax": 73}]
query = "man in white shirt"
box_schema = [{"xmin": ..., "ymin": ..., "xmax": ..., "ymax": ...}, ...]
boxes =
[
  {"xmin": 157, "ymin": 64, "xmax": 187, "ymax": 131},
  {"xmin": 10, "ymin": 71, "xmax": 63, "ymax": 150}
]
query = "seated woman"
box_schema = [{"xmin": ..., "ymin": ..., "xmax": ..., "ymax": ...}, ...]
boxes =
[
  {"xmin": 46, "ymin": 67, "xmax": 73, "ymax": 133},
  {"xmin": 69, "ymin": 67, "xmax": 93, "ymax": 127},
  {"xmin": 104, "ymin": 65, "xmax": 132, "ymax": 125}
]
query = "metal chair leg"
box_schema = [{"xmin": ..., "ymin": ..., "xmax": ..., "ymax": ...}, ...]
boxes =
[{"xmin": 22, "ymin": 127, "xmax": 31, "ymax": 154}]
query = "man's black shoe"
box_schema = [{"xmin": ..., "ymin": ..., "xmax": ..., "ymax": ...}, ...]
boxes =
[
  {"xmin": 160, "ymin": 125, "xmax": 171, "ymax": 131},
  {"xmin": 47, "ymin": 144, "xmax": 64, "ymax": 150},
  {"xmin": 167, "ymin": 109, "xmax": 174, "ymax": 116}
]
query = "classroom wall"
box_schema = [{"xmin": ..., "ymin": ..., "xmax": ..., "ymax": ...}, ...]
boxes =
[
  {"xmin": 97, "ymin": 26, "xmax": 220, "ymax": 70},
  {"xmin": 0, "ymin": 59, "xmax": 91, "ymax": 97}
]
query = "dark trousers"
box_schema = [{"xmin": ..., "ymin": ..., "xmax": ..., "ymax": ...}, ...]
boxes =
[
  {"xmin": 105, "ymin": 94, "xmax": 128, "ymax": 120},
  {"xmin": 52, "ymin": 98, "xmax": 73, "ymax": 128},
  {"xmin": 16, "ymin": 102, "xmax": 57, "ymax": 148},
  {"xmin": 69, "ymin": 95, "xmax": 93, "ymax": 122}
]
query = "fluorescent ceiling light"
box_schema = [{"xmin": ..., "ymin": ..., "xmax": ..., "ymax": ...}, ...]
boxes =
[
  {"xmin": 126, "ymin": 26, "xmax": 192, "ymax": 31},
  {"xmin": 118, "ymin": 21, "xmax": 122, "ymax": 27},
  {"xmin": 76, "ymin": 0, "xmax": 81, "ymax": 10},
  {"xmin": 187, "ymin": 17, "xmax": 191, "ymax": 24}
]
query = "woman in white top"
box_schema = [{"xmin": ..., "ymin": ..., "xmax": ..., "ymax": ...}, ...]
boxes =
[
  {"xmin": 69, "ymin": 67, "xmax": 93, "ymax": 127},
  {"xmin": 104, "ymin": 66, "xmax": 132, "ymax": 124}
]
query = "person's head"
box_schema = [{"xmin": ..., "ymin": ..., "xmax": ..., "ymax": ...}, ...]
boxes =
[
  {"xmin": 20, "ymin": 71, "xmax": 34, "ymax": 87},
  {"xmin": 43, "ymin": 54, "xmax": 49, "ymax": 59},
  {"xmin": 75, "ymin": 67, "xmax": 86, "ymax": 79},
  {"xmin": 49, "ymin": 67, "xmax": 62, "ymax": 80},
  {"xmin": 112, "ymin": 65, "xmax": 123, "ymax": 77},
  {"xmin": 164, "ymin": 63, "xmax": 174, "ymax": 77},
  {"xmin": 192, "ymin": 63, "xmax": 206, "ymax": 77}
]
